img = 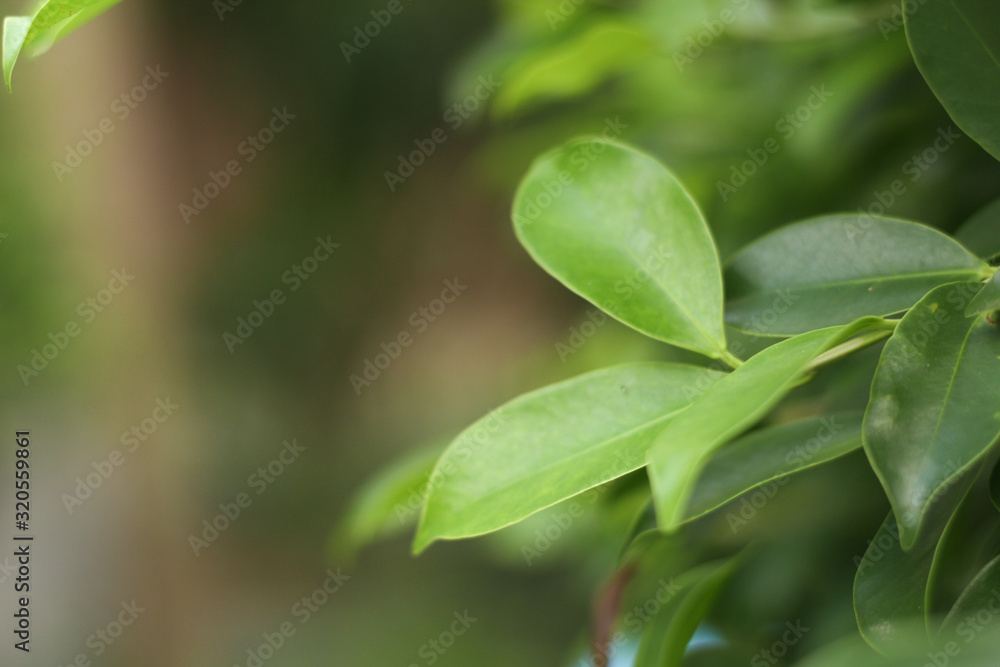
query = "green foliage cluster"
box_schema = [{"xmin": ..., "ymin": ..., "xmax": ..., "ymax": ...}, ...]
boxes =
[{"xmin": 345, "ymin": 0, "xmax": 1000, "ymax": 664}]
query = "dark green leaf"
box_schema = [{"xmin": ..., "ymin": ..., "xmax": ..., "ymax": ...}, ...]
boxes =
[
  {"xmin": 854, "ymin": 463, "xmax": 977, "ymax": 656},
  {"xmin": 865, "ymin": 282, "xmax": 1000, "ymax": 549},
  {"xmin": 955, "ymin": 196, "xmax": 1000, "ymax": 260},
  {"xmin": 905, "ymin": 0, "xmax": 1000, "ymax": 160},
  {"xmin": 939, "ymin": 553, "xmax": 1000, "ymax": 641},
  {"xmin": 681, "ymin": 413, "xmax": 863, "ymax": 523},
  {"xmin": 414, "ymin": 363, "xmax": 725, "ymax": 553},
  {"xmin": 633, "ymin": 558, "xmax": 738, "ymax": 667},
  {"xmin": 725, "ymin": 215, "xmax": 989, "ymax": 336},
  {"xmin": 513, "ymin": 140, "xmax": 732, "ymax": 361}
]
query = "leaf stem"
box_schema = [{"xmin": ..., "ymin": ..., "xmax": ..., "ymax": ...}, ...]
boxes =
[
  {"xmin": 718, "ymin": 349, "xmax": 744, "ymax": 370},
  {"xmin": 804, "ymin": 321, "xmax": 898, "ymax": 374}
]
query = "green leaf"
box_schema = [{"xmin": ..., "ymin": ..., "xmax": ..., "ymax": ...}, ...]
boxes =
[
  {"xmin": 513, "ymin": 140, "xmax": 731, "ymax": 361},
  {"xmin": 647, "ymin": 318, "xmax": 889, "ymax": 531},
  {"xmin": 633, "ymin": 558, "xmax": 738, "ymax": 667},
  {"xmin": 681, "ymin": 412, "xmax": 863, "ymax": 523},
  {"xmin": 724, "ymin": 215, "xmax": 989, "ymax": 336},
  {"xmin": 854, "ymin": 475, "xmax": 977, "ymax": 655},
  {"xmin": 955, "ymin": 196, "xmax": 1000, "ymax": 260},
  {"xmin": 334, "ymin": 445, "xmax": 443, "ymax": 558},
  {"xmin": 939, "ymin": 553, "xmax": 1000, "ymax": 640},
  {"xmin": 3, "ymin": 0, "xmax": 124, "ymax": 91},
  {"xmin": 965, "ymin": 269, "xmax": 1000, "ymax": 316},
  {"xmin": 905, "ymin": 0, "xmax": 1000, "ymax": 161},
  {"xmin": 413, "ymin": 363, "xmax": 726, "ymax": 553},
  {"xmin": 991, "ymin": 461, "xmax": 1000, "ymax": 512},
  {"xmin": 864, "ymin": 282, "xmax": 1000, "ymax": 549},
  {"xmin": 2, "ymin": 16, "xmax": 30, "ymax": 91}
]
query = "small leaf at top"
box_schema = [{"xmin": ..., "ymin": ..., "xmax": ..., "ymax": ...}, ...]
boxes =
[{"xmin": 513, "ymin": 140, "xmax": 730, "ymax": 361}]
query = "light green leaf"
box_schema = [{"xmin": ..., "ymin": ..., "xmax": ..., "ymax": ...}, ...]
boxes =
[
  {"xmin": 965, "ymin": 269, "xmax": 1000, "ymax": 316},
  {"xmin": 633, "ymin": 558, "xmax": 738, "ymax": 667},
  {"xmin": 864, "ymin": 282, "xmax": 1000, "ymax": 550},
  {"xmin": 513, "ymin": 140, "xmax": 732, "ymax": 362},
  {"xmin": 413, "ymin": 363, "xmax": 726, "ymax": 553},
  {"xmin": 334, "ymin": 445, "xmax": 443, "ymax": 558},
  {"xmin": 681, "ymin": 413, "xmax": 863, "ymax": 523},
  {"xmin": 2, "ymin": 17, "xmax": 30, "ymax": 91},
  {"xmin": 494, "ymin": 21, "xmax": 652, "ymax": 118},
  {"xmin": 853, "ymin": 462, "xmax": 979, "ymax": 655},
  {"xmin": 725, "ymin": 215, "xmax": 989, "ymax": 336},
  {"xmin": 647, "ymin": 318, "xmax": 889, "ymax": 530},
  {"xmin": 3, "ymin": 0, "xmax": 124, "ymax": 90},
  {"xmin": 955, "ymin": 196, "xmax": 1000, "ymax": 260},
  {"xmin": 905, "ymin": 0, "xmax": 1000, "ymax": 161}
]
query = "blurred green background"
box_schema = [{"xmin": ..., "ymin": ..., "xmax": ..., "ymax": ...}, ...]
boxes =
[{"xmin": 1, "ymin": 0, "xmax": 998, "ymax": 665}]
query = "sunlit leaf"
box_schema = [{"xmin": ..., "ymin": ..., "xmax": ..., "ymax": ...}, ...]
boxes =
[
  {"xmin": 513, "ymin": 140, "xmax": 731, "ymax": 360},
  {"xmin": 3, "ymin": 0, "xmax": 124, "ymax": 90},
  {"xmin": 414, "ymin": 363, "xmax": 725, "ymax": 553}
]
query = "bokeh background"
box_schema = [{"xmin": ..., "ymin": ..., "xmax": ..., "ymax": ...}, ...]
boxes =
[{"xmin": 0, "ymin": 0, "xmax": 998, "ymax": 665}]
